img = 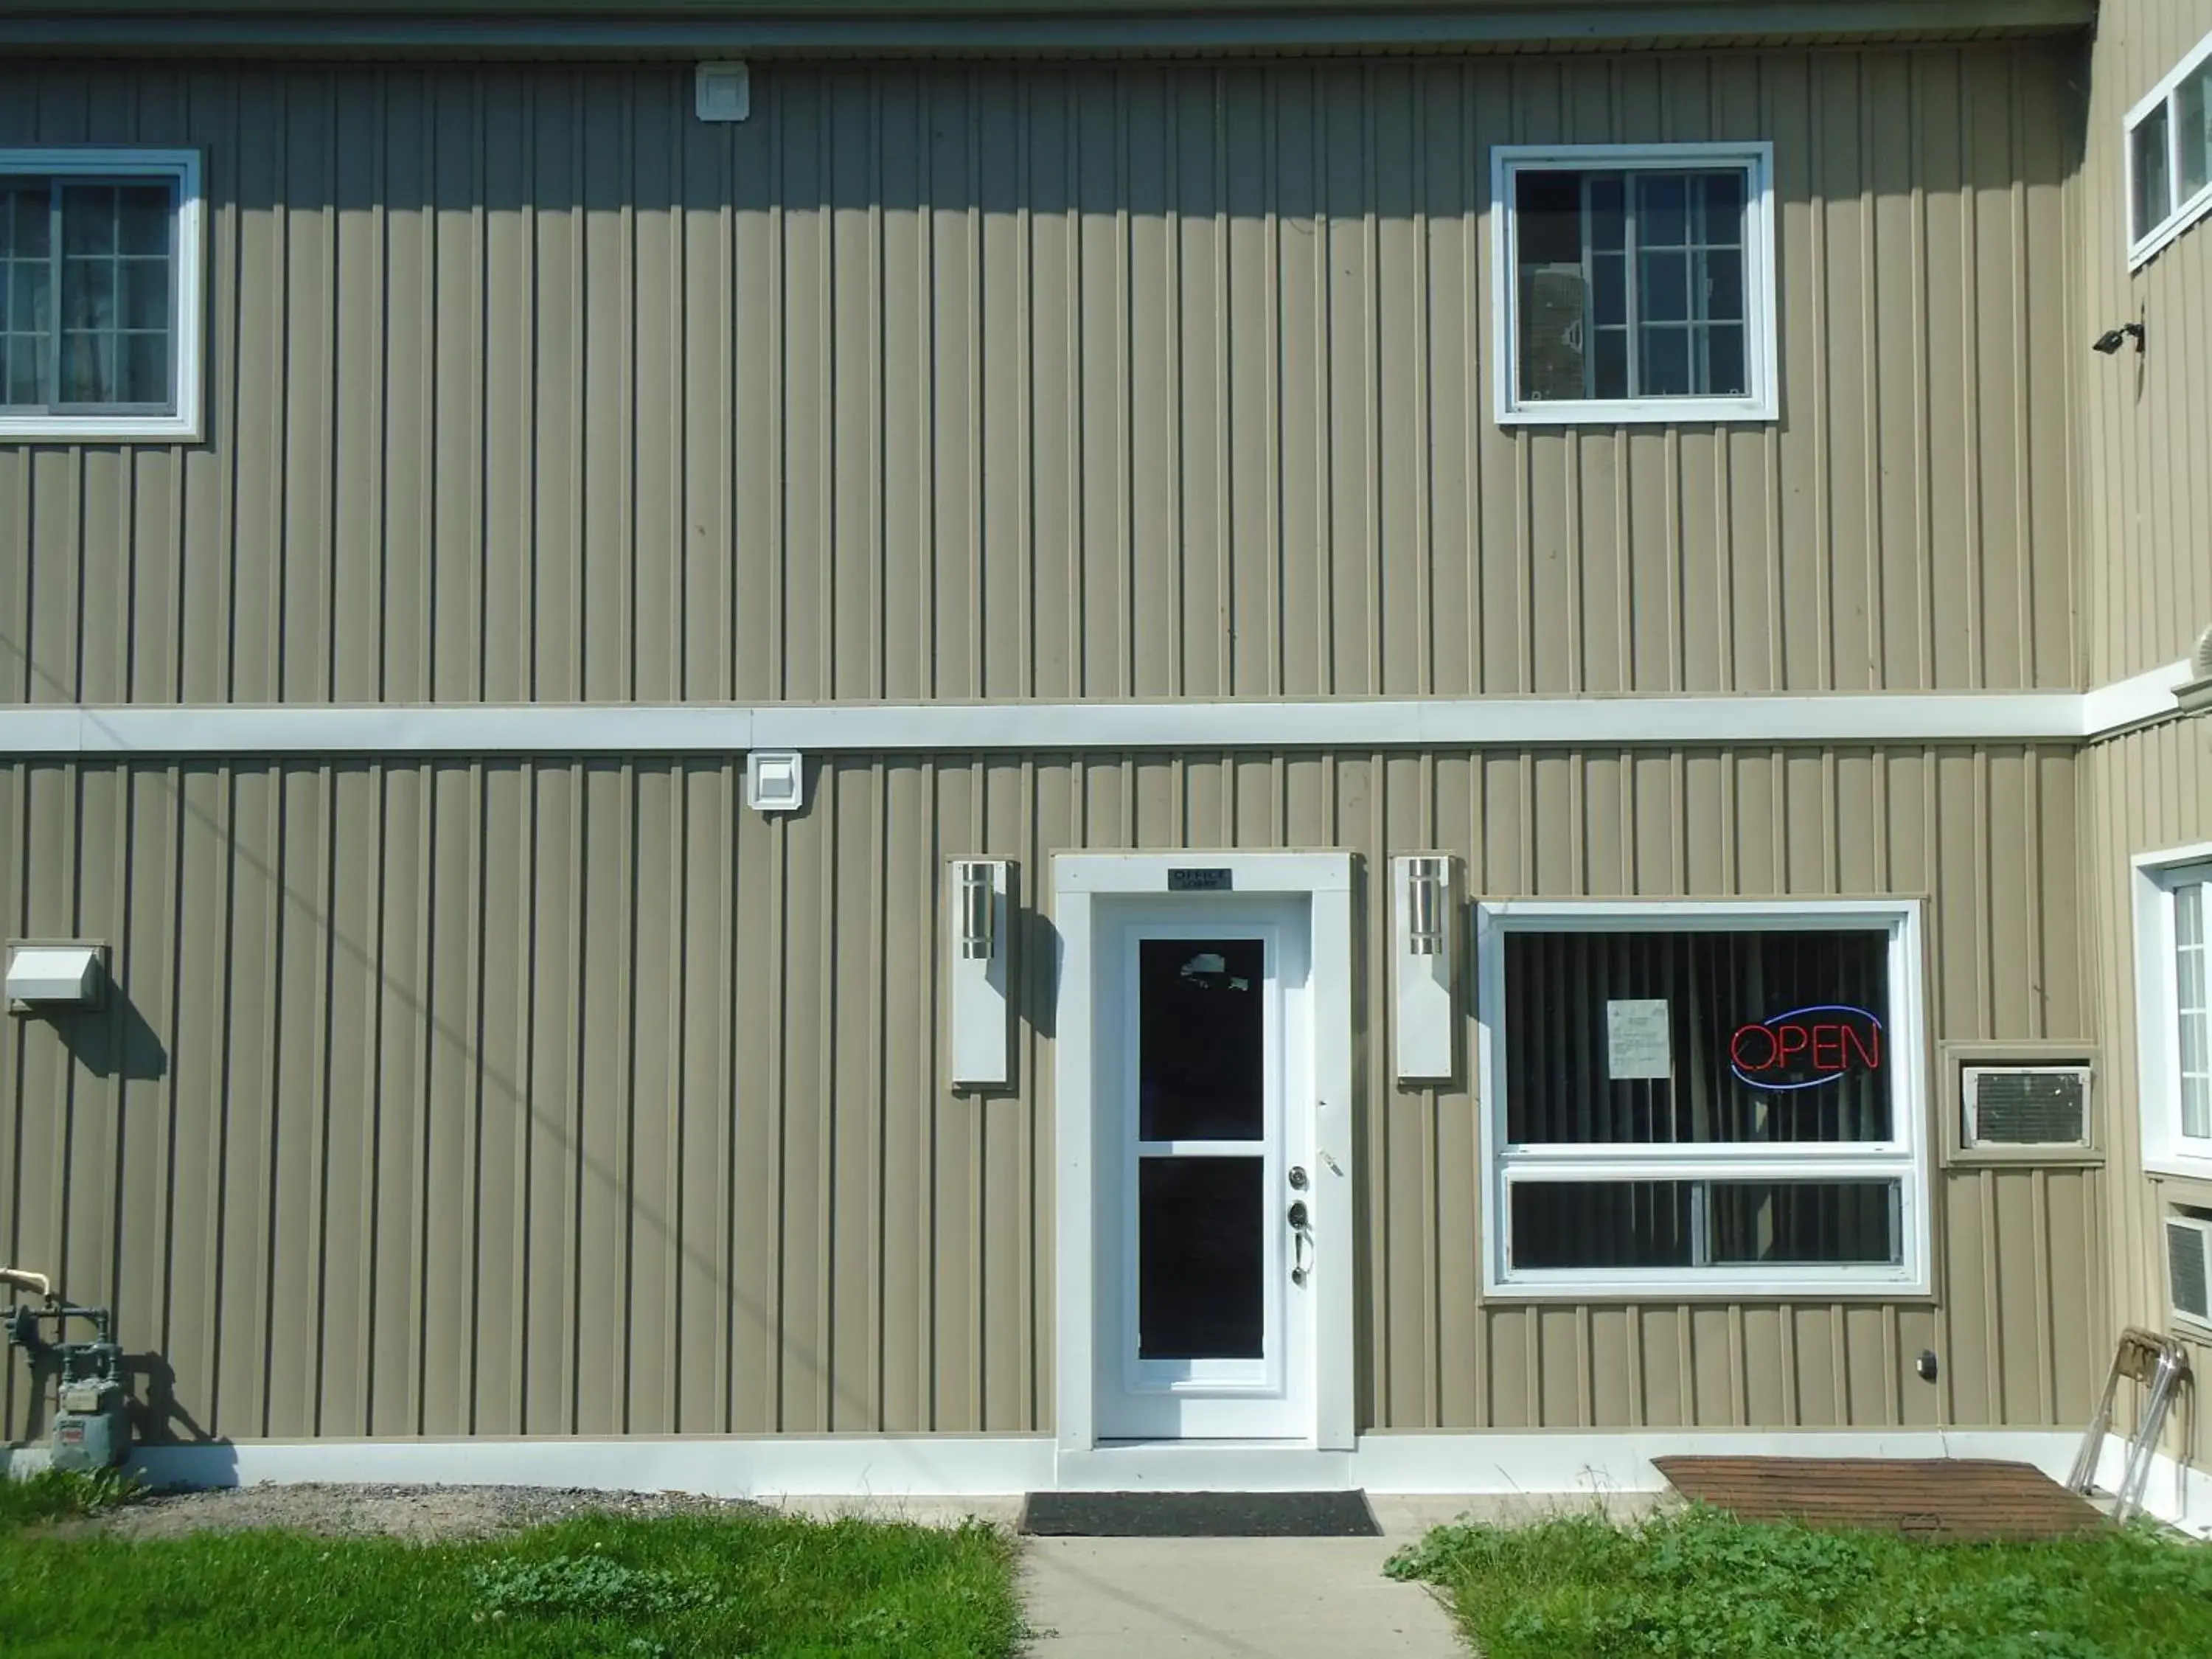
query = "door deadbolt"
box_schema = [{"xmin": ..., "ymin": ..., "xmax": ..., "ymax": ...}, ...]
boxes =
[{"xmin": 1287, "ymin": 1166, "xmax": 1309, "ymax": 1191}]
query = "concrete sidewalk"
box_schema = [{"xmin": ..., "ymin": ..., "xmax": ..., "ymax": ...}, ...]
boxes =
[{"xmin": 1019, "ymin": 1498, "xmax": 1480, "ymax": 1658}]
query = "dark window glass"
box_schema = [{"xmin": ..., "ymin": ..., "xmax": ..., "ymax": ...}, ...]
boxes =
[
  {"xmin": 1708, "ymin": 1180, "xmax": 1899, "ymax": 1265},
  {"xmin": 1138, "ymin": 1157, "xmax": 1263, "ymax": 1359},
  {"xmin": 2135, "ymin": 103, "xmax": 2173, "ymax": 240},
  {"xmin": 1640, "ymin": 325, "xmax": 1690, "ymax": 395},
  {"xmin": 1512, "ymin": 1180, "xmax": 1694, "ymax": 1270},
  {"xmin": 1138, "ymin": 937, "xmax": 1265, "ymax": 1141},
  {"xmin": 1, "ymin": 176, "xmax": 175, "ymax": 414},
  {"xmin": 1502, "ymin": 928, "xmax": 1893, "ymax": 1147},
  {"xmin": 1512, "ymin": 164, "xmax": 1752, "ymax": 403},
  {"xmin": 1512, "ymin": 1179, "xmax": 1899, "ymax": 1270}
]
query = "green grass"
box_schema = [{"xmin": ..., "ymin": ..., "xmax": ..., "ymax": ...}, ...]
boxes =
[
  {"xmin": 0, "ymin": 1478, "xmax": 1025, "ymax": 1658},
  {"xmin": 1387, "ymin": 1503, "xmax": 2212, "ymax": 1659}
]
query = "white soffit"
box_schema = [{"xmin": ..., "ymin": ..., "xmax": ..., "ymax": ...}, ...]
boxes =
[{"xmin": 0, "ymin": 666, "xmax": 2185, "ymax": 758}]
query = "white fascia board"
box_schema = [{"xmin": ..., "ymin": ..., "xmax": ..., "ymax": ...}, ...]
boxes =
[
  {"xmin": 2081, "ymin": 658, "xmax": 2191, "ymax": 736},
  {"xmin": 0, "ymin": 664, "xmax": 2189, "ymax": 759}
]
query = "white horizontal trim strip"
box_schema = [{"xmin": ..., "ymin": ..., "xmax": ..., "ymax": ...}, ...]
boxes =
[
  {"xmin": 63, "ymin": 1427, "xmax": 2084, "ymax": 1501},
  {"xmin": 0, "ymin": 665, "xmax": 2185, "ymax": 759},
  {"xmin": 2081, "ymin": 657, "xmax": 2192, "ymax": 735}
]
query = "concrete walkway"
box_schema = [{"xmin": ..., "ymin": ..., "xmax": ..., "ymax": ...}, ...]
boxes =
[{"xmin": 1019, "ymin": 1498, "xmax": 1471, "ymax": 1658}]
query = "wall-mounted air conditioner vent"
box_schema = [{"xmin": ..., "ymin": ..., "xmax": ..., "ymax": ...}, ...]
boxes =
[
  {"xmin": 1961, "ymin": 1065, "xmax": 2090, "ymax": 1148},
  {"xmin": 1520, "ymin": 265, "xmax": 1588, "ymax": 403},
  {"xmin": 2167, "ymin": 1213, "xmax": 2212, "ymax": 1324}
]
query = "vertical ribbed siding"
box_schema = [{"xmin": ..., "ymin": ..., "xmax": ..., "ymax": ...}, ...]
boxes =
[
  {"xmin": 2073, "ymin": 0, "xmax": 2212, "ymax": 1473},
  {"xmin": 2077, "ymin": 0, "xmax": 2212, "ymax": 683},
  {"xmin": 2086, "ymin": 721, "xmax": 2212, "ymax": 1463},
  {"xmin": 0, "ymin": 47, "xmax": 2078, "ymax": 709},
  {"xmin": 0, "ymin": 744, "xmax": 2098, "ymax": 1441}
]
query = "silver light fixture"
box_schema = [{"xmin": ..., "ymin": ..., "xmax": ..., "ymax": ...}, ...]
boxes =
[
  {"xmin": 948, "ymin": 859, "xmax": 1014, "ymax": 1090},
  {"xmin": 957, "ymin": 860, "xmax": 997, "ymax": 961},
  {"xmin": 1406, "ymin": 857, "xmax": 1447, "ymax": 956},
  {"xmin": 1393, "ymin": 853, "xmax": 1458, "ymax": 1082}
]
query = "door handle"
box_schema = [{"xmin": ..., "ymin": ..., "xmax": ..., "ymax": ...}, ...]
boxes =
[{"xmin": 1288, "ymin": 1200, "xmax": 1312, "ymax": 1284}]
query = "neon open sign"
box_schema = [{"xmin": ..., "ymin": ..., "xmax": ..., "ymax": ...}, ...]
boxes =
[{"xmin": 1729, "ymin": 1004, "xmax": 1882, "ymax": 1091}]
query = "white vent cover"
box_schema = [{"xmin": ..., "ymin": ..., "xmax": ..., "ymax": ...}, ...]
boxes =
[
  {"xmin": 1961, "ymin": 1065, "xmax": 2090, "ymax": 1147},
  {"xmin": 2195, "ymin": 623, "xmax": 2212, "ymax": 684},
  {"xmin": 2168, "ymin": 1214, "xmax": 2212, "ymax": 1324},
  {"xmin": 695, "ymin": 62, "xmax": 751, "ymax": 123},
  {"xmin": 5, "ymin": 942, "xmax": 104, "ymax": 1011},
  {"xmin": 745, "ymin": 749, "xmax": 805, "ymax": 814}
]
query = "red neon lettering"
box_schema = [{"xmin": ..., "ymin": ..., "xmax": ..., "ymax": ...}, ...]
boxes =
[
  {"xmin": 1731, "ymin": 1025, "xmax": 1778, "ymax": 1071},
  {"xmin": 1810, "ymin": 1023, "xmax": 1844, "ymax": 1071},
  {"xmin": 1777, "ymin": 1024, "xmax": 1809, "ymax": 1065},
  {"xmin": 1841, "ymin": 1024, "xmax": 1882, "ymax": 1070}
]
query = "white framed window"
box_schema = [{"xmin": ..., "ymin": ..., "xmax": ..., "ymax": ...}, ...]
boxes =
[
  {"xmin": 1474, "ymin": 899, "xmax": 1930, "ymax": 1298},
  {"xmin": 0, "ymin": 148, "xmax": 204, "ymax": 442},
  {"xmin": 2125, "ymin": 32, "xmax": 2212, "ymax": 268},
  {"xmin": 1490, "ymin": 142, "xmax": 1779, "ymax": 426},
  {"xmin": 2134, "ymin": 846, "xmax": 2212, "ymax": 1175}
]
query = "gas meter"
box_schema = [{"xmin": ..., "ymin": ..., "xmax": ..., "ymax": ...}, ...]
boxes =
[{"xmin": 3, "ymin": 1267, "xmax": 131, "ymax": 1474}]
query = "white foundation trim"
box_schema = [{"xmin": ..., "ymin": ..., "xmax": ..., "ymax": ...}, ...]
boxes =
[
  {"xmin": 2092, "ymin": 1435, "xmax": 2212, "ymax": 1537},
  {"xmin": 80, "ymin": 1428, "xmax": 2096, "ymax": 1500},
  {"xmin": 0, "ymin": 666, "xmax": 2188, "ymax": 759}
]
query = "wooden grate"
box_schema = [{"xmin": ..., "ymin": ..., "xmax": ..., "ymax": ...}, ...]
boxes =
[{"xmin": 1652, "ymin": 1456, "xmax": 2107, "ymax": 1540}]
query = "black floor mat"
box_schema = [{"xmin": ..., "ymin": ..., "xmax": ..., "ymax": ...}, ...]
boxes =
[{"xmin": 1019, "ymin": 1489, "xmax": 1381, "ymax": 1537}]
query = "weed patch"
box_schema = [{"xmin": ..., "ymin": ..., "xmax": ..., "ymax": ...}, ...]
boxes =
[
  {"xmin": 1388, "ymin": 1504, "xmax": 2212, "ymax": 1659},
  {"xmin": 0, "ymin": 1470, "xmax": 142, "ymax": 1533}
]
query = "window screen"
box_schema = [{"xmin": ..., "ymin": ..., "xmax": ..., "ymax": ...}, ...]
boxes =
[
  {"xmin": 0, "ymin": 176, "xmax": 177, "ymax": 415},
  {"xmin": 1513, "ymin": 167, "xmax": 1750, "ymax": 405}
]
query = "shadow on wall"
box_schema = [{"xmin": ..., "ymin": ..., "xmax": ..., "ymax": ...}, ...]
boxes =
[{"xmin": 35, "ymin": 984, "xmax": 169, "ymax": 1083}]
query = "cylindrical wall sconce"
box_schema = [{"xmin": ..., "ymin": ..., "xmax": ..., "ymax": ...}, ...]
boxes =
[
  {"xmin": 1392, "ymin": 853, "xmax": 1458, "ymax": 1082},
  {"xmin": 948, "ymin": 858, "xmax": 1014, "ymax": 1089}
]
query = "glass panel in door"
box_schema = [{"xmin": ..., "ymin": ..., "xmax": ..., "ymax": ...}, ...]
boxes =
[{"xmin": 1135, "ymin": 937, "xmax": 1267, "ymax": 1362}]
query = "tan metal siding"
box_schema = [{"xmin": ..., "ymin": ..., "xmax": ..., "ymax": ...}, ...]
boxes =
[
  {"xmin": 0, "ymin": 48, "xmax": 2077, "ymax": 709},
  {"xmin": 2085, "ymin": 720, "xmax": 2212, "ymax": 1464},
  {"xmin": 1, "ymin": 743, "xmax": 2097, "ymax": 1441},
  {"xmin": 2077, "ymin": 0, "xmax": 2212, "ymax": 683}
]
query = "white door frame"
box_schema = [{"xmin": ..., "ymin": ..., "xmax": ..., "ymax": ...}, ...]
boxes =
[{"xmin": 1052, "ymin": 851, "xmax": 1355, "ymax": 1454}]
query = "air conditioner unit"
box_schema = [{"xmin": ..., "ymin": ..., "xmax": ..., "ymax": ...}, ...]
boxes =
[
  {"xmin": 2167, "ymin": 1213, "xmax": 2212, "ymax": 1324},
  {"xmin": 1961, "ymin": 1065, "xmax": 2090, "ymax": 1148},
  {"xmin": 1519, "ymin": 263, "xmax": 1587, "ymax": 403}
]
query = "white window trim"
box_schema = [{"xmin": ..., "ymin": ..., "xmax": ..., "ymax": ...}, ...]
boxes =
[
  {"xmin": 1490, "ymin": 141, "xmax": 1780, "ymax": 427},
  {"xmin": 2125, "ymin": 32, "xmax": 2212, "ymax": 270},
  {"xmin": 2135, "ymin": 844, "xmax": 2212, "ymax": 1178},
  {"xmin": 0, "ymin": 147, "xmax": 205, "ymax": 442},
  {"xmin": 1473, "ymin": 897, "xmax": 1932, "ymax": 1299}
]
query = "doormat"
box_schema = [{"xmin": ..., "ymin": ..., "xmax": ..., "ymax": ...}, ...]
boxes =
[
  {"xmin": 1019, "ymin": 1489, "xmax": 1381, "ymax": 1537},
  {"xmin": 1652, "ymin": 1456, "xmax": 2106, "ymax": 1540}
]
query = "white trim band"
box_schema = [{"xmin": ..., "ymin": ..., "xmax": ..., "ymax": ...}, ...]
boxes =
[
  {"xmin": 30, "ymin": 1427, "xmax": 2094, "ymax": 1501},
  {"xmin": 0, "ymin": 668, "xmax": 2190, "ymax": 759}
]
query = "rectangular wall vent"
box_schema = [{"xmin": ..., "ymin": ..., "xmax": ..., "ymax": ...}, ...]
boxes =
[
  {"xmin": 2168, "ymin": 1214, "xmax": 2212, "ymax": 1324},
  {"xmin": 1961, "ymin": 1065, "xmax": 2090, "ymax": 1148}
]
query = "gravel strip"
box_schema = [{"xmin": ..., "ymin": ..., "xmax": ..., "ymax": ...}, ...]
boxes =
[{"xmin": 94, "ymin": 1482, "xmax": 765, "ymax": 1542}]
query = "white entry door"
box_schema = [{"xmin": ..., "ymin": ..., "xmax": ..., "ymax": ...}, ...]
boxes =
[{"xmin": 1091, "ymin": 895, "xmax": 1315, "ymax": 1441}]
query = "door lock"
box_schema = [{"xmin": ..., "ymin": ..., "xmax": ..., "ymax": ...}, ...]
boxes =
[
  {"xmin": 1287, "ymin": 1199, "xmax": 1309, "ymax": 1228},
  {"xmin": 1287, "ymin": 1166, "xmax": 1309, "ymax": 1191},
  {"xmin": 1287, "ymin": 1199, "xmax": 1312, "ymax": 1284}
]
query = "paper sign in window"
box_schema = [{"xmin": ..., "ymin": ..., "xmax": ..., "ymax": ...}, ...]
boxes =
[{"xmin": 1606, "ymin": 998, "xmax": 1672, "ymax": 1080}]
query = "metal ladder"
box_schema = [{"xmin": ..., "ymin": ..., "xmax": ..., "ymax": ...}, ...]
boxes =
[{"xmin": 2067, "ymin": 1327, "xmax": 2191, "ymax": 1524}]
